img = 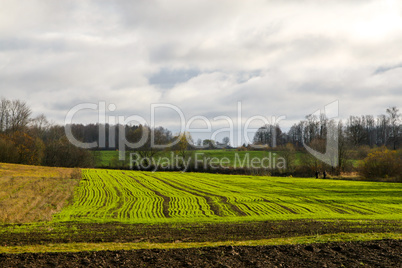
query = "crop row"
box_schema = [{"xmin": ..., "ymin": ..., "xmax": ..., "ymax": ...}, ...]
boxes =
[{"xmin": 53, "ymin": 170, "xmax": 402, "ymax": 223}]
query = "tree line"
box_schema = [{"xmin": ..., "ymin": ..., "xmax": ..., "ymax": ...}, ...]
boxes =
[
  {"xmin": 0, "ymin": 97, "xmax": 189, "ymax": 168},
  {"xmin": 66, "ymin": 105, "xmax": 401, "ymax": 155},
  {"xmin": 0, "ymin": 98, "xmax": 95, "ymax": 167},
  {"xmin": 253, "ymin": 107, "xmax": 400, "ymax": 150},
  {"xmin": 252, "ymin": 107, "xmax": 401, "ymax": 179},
  {"xmin": 0, "ymin": 96, "xmax": 400, "ymax": 178}
]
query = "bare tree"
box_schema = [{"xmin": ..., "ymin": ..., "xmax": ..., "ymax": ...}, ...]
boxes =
[
  {"xmin": 337, "ymin": 121, "xmax": 350, "ymax": 174},
  {"xmin": 281, "ymin": 143, "xmax": 296, "ymax": 172},
  {"xmin": 29, "ymin": 114, "xmax": 50, "ymax": 138},
  {"xmin": 0, "ymin": 98, "xmax": 10, "ymax": 132},
  {"xmin": 386, "ymin": 106, "xmax": 400, "ymax": 150},
  {"xmin": 376, "ymin": 114, "xmax": 389, "ymax": 146},
  {"xmin": 7, "ymin": 99, "xmax": 31, "ymax": 133},
  {"xmin": 346, "ymin": 116, "xmax": 367, "ymax": 147},
  {"xmin": 253, "ymin": 124, "xmax": 282, "ymax": 148}
]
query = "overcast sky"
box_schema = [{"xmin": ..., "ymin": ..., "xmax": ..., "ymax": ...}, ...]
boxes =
[{"xmin": 1, "ymin": 0, "xmax": 401, "ymax": 144}]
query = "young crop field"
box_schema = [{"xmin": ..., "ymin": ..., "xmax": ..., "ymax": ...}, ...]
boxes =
[{"xmin": 53, "ymin": 169, "xmax": 402, "ymax": 224}]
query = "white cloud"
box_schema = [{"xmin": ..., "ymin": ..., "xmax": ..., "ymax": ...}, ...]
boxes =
[{"xmin": 0, "ymin": 0, "xmax": 401, "ymax": 144}]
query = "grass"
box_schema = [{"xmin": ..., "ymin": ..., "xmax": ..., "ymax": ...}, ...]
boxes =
[
  {"xmin": 53, "ymin": 169, "xmax": 402, "ymax": 224},
  {"xmin": 0, "ymin": 232, "xmax": 400, "ymax": 254},
  {"xmin": 0, "ymin": 163, "xmax": 80, "ymax": 223}
]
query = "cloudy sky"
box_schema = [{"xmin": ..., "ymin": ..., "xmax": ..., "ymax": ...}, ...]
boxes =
[{"xmin": 1, "ymin": 0, "xmax": 401, "ymax": 144}]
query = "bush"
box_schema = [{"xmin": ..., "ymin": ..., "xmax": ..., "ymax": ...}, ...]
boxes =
[
  {"xmin": 11, "ymin": 131, "xmax": 45, "ymax": 165},
  {"xmin": 356, "ymin": 145, "xmax": 371, "ymax": 159},
  {"xmin": 0, "ymin": 132, "xmax": 44, "ymax": 165},
  {"xmin": 358, "ymin": 146, "xmax": 401, "ymax": 181},
  {"xmin": 43, "ymin": 137, "xmax": 94, "ymax": 168}
]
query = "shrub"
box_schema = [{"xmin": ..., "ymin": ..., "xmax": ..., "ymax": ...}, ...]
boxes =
[
  {"xmin": 0, "ymin": 132, "xmax": 44, "ymax": 165},
  {"xmin": 43, "ymin": 137, "xmax": 94, "ymax": 168},
  {"xmin": 356, "ymin": 145, "xmax": 371, "ymax": 159},
  {"xmin": 11, "ymin": 131, "xmax": 45, "ymax": 165},
  {"xmin": 358, "ymin": 146, "xmax": 401, "ymax": 181}
]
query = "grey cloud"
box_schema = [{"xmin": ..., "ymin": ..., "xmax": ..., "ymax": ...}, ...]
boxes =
[
  {"xmin": 374, "ymin": 64, "xmax": 402, "ymax": 74},
  {"xmin": 0, "ymin": 0, "xmax": 401, "ymax": 136},
  {"xmin": 148, "ymin": 68, "xmax": 200, "ymax": 89}
]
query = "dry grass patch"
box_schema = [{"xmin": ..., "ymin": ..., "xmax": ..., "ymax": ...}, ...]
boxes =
[{"xmin": 0, "ymin": 163, "xmax": 80, "ymax": 224}]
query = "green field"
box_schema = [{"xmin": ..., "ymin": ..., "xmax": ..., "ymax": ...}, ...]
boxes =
[{"xmin": 53, "ymin": 169, "xmax": 402, "ymax": 224}]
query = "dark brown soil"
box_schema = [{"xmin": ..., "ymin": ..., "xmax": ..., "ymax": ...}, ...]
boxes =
[
  {"xmin": 0, "ymin": 239, "xmax": 401, "ymax": 267},
  {"xmin": 1, "ymin": 220, "xmax": 400, "ymax": 246}
]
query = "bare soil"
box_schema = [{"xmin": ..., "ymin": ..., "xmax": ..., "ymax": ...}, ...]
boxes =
[
  {"xmin": 1, "ymin": 220, "xmax": 401, "ymax": 246},
  {"xmin": 1, "ymin": 220, "xmax": 400, "ymax": 267},
  {"xmin": 0, "ymin": 239, "xmax": 401, "ymax": 267}
]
